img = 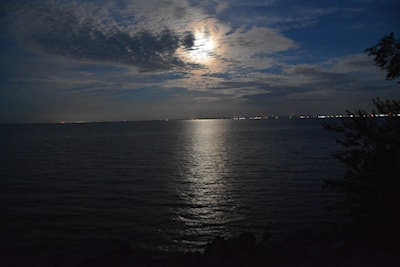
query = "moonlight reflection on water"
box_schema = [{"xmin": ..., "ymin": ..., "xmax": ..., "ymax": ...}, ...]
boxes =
[
  {"xmin": 173, "ymin": 120, "xmax": 243, "ymax": 244},
  {"xmin": 0, "ymin": 119, "xmax": 343, "ymax": 251}
]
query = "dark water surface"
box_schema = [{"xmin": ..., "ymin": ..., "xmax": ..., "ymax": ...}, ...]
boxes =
[{"xmin": 0, "ymin": 119, "xmax": 343, "ymax": 251}]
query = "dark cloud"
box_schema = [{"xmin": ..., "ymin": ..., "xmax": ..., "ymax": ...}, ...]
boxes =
[
  {"xmin": 289, "ymin": 66, "xmax": 354, "ymax": 86},
  {"xmin": 182, "ymin": 32, "xmax": 195, "ymax": 49},
  {"xmin": 187, "ymin": 0, "xmax": 219, "ymax": 14},
  {"xmin": 8, "ymin": 3, "xmax": 194, "ymax": 71},
  {"xmin": 213, "ymin": 80, "xmax": 268, "ymax": 90}
]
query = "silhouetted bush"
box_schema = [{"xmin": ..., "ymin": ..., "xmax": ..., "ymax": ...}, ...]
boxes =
[
  {"xmin": 322, "ymin": 100, "xmax": 400, "ymax": 226},
  {"xmin": 323, "ymin": 33, "xmax": 400, "ymax": 229},
  {"xmin": 365, "ymin": 32, "xmax": 400, "ymax": 82}
]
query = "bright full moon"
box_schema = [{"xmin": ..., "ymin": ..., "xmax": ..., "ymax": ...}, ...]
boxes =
[{"xmin": 188, "ymin": 30, "xmax": 215, "ymax": 63}]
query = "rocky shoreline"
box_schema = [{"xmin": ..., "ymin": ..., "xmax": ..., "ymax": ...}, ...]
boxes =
[{"xmin": 1, "ymin": 223, "xmax": 399, "ymax": 267}]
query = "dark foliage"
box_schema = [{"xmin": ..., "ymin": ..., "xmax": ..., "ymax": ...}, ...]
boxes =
[
  {"xmin": 322, "ymin": 99, "xmax": 400, "ymax": 225},
  {"xmin": 323, "ymin": 33, "xmax": 400, "ymax": 227},
  {"xmin": 365, "ymin": 32, "xmax": 400, "ymax": 82}
]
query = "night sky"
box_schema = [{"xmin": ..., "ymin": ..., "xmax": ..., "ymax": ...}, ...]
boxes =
[{"xmin": 1, "ymin": 0, "xmax": 399, "ymax": 123}]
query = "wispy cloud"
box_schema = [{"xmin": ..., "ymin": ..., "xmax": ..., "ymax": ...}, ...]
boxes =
[
  {"xmin": 7, "ymin": 2, "xmax": 200, "ymax": 71},
  {"xmin": 1, "ymin": 0, "xmax": 399, "ymax": 122},
  {"xmin": 5, "ymin": 0, "xmax": 298, "ymax": 73}
]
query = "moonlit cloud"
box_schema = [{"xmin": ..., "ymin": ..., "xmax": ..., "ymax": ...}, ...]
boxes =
[
  {"xmin": 1, "ymin": 0, "xmax": 399, "ymax": 122},
  {"xmin": 7, "ymin": 2, "xmax": 192, "ymax": 71}
]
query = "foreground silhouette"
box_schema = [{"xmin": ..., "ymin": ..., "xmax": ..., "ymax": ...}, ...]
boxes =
[
  {"xmin": 322, "ymin": 99, "xmax": 400, "ymax": 227},
  {"xmin": 2, "ymin": 227, "xmax": 400, "ymax": 267},
  {"xmin": 322, "ymin": 33, "xmax": 400, "ymax": 230}
]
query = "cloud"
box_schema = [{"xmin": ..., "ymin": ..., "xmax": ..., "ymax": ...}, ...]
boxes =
[
  {"xmin": 3, "ymin": 0, "xmax": 398, "ymax": 123},
  {"xmin": 182, "ymin": 32, "xmax": 196, "ymax": 49},
  {"xmin": 287, "ymin": 89, "xmax": 341, "ymax": 100},
  {"xmin": 285, "ymin": 65, "xmax": 354, "ymax": 86},
  {"xmin": 329, "ymin": 54, "xmax": 380, "ymax": 74},
  {"xmin": 215, "ymin": 1, "xmax": 338, "ymax": 30},
  {"xmin": 6, "ymin": 1, "xmax": 198, "ymax": 71},
  {"xmin": 219, "ymin": 26, "xmax": 297, "ymax": 70},
  {"xmin": 191, "ymin": 96, "xmax": 221, "ymax": 103},
  {"xmin": 234, "ymin": 27, "xmax": 296, "ymax": 53},
  {"xmin": 4, "ymin": 0, "xmax": 299, "ymax": 76},
  {"xmin": 210, "ymin": 80, "xmax": 271, "ymax": 96}
]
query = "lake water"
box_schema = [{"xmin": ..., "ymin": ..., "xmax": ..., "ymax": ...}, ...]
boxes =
[{"xmin": 0, "ymin": 119, "xmax": 343, "ymax": 251}]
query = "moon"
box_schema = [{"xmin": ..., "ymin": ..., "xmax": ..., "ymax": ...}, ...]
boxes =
[{"xmin": 187, "ymin": 30, "xmax": 215, "ymax": 64}]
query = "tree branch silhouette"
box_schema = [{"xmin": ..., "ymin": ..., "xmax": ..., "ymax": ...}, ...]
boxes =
[{"xmin": 323, "ymin": 33, "xmax": 400, "ymax": 227}]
